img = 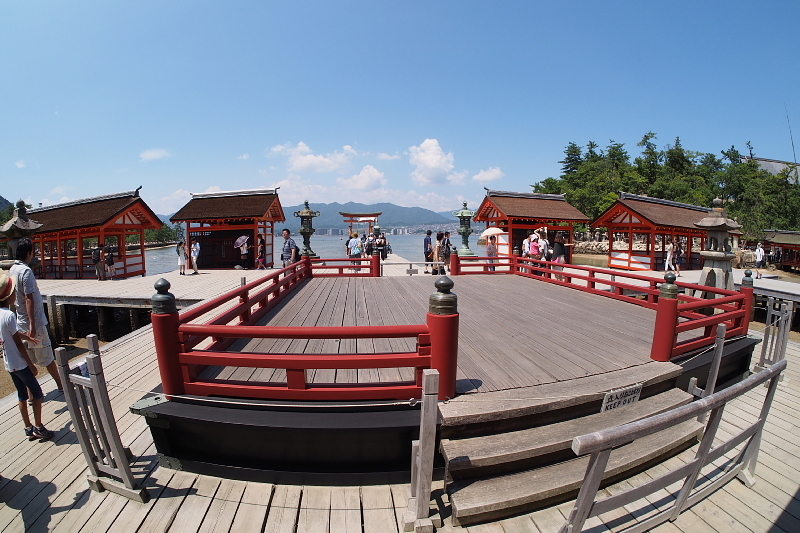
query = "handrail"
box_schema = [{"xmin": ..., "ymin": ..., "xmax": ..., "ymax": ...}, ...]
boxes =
[
  {"xmin": 560, "ymin": 358, "xmax": 786, "ymax": 533},
  {"xmin": 573, "ymin": 358, "xmax": 786, "ymax": 455},
  {"xmin": 179, "ymin": 323, "xmax": 428, "ymax": 339},
  {"xmin": 150, "ymin": 267, "xmax": 460, "ymax": 402}
]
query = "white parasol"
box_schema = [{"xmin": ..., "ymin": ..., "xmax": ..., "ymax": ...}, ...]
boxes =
[
  {"xmin": 234, "ymin": 235, "xmax": 249, "ymax": 248},
  {"xmin": 480, "ymin": 227, "xmax": 506, "ymax": 237}
]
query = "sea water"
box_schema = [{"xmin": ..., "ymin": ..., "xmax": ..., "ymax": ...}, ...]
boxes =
[{"xmin": 144, "ymin": 234, "xmax": 462, "ymax": 276}]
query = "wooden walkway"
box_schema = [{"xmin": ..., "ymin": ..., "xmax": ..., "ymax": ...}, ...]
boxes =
[
  {"xmin": 37, "ymin": 269, "xmax": 276, "ymax": 308},
  {"xmin": 0, "ymin": 275, "xmax": 797, "ymax": 532}
]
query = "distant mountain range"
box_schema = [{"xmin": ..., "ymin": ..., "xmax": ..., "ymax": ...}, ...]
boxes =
[{"xmin": 158, "ymin": 202, "xmax": 457, "ymax": 229}]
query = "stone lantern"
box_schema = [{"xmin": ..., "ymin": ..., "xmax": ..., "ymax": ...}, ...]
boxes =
[
  {"xmin": 694, "ymin": 198, "xmax": 740, "ymax": 294},
  {"xmin": 0, "ymin": 200, "xmax": 43, "ymax": 270},
  {"xmin": 293, "ymin": 200, "xmax": 320, "ymax": 259},
  {"xmin": 452, "ymin": 202, "xmax": 476, "ymax": 257}
]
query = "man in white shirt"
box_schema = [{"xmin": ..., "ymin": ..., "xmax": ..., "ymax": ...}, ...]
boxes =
[{"xmin": 8, "ymin": 238, "xmax": 63, "ymax": 391}]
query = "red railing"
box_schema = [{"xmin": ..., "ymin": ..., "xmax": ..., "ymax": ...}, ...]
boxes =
[
  {"xmin": 151, "ymin": 254, "xmax": 459, "ymax": 402},
  {"xmin": 451, "ymin": 253, "xmax": 753, "ymax": 362},
  {"xmin": 308, "ymin": 254, "xmax": 381, "ymax": 277}
]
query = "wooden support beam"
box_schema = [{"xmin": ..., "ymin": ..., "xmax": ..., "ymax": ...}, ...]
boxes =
[
  {"xmin": 97, "ymin": 306, "xmax": 114, "ymax": 342},
  {"xmin": 129, "ymin": 308, "xmax": 141, "ymax": 332}
]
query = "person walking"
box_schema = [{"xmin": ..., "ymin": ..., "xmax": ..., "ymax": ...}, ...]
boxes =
[
  {"xmin": 551, "ymin": 233, "xmax": 572, "ymax": 281},
  {"xmin": 92, "ymin": 242, "xmax": 106, "ymax": 281},
  {"xmin": 190, "ymin": 239, "xmax": 200, "ymax": 274},
  {"xmin": 432, "ymin": 232, "xmax": 445, "ymax": 275},
  {"xmin": 104, "ymin": 244, "xmax": 117, "ymax": 280},
  {"xmin": 423, "ymin": 230, "xmax": 433, "ymax": 274},
  {"xmin": 754, "ymin": 242, "xmax": 765, "ymax": 279},
  {"xmin": 255, "ymin": 236, "xmax": 267, "ymax": 270},
  {"xmin": 347, "ymin": 232, "xmax": 362, "ymax": 272},
  {"xmin": 281, "ymin": 228, "xmax": 299, "ymax": 267},
  {"xmin": 8, "ymin": 238, "xmax": 64, "ymax": 392},
  {"xmin": 0, "ymin": 273, "xmax": 54, "ymax": 442},
  {"xmin": 177, "ymin": 241, "xmax": 188, "ymax": 275},
  {"xmin": 442, "ymin": 231, "xmax": 452, "ymax": 271},
  {"xmin": 486, "ymin": 235, "xmax": 498, "ymax": 271},
  {"xmin": 674, "ymin": 241, "xmax": 683, "ymax": 277},
  {"xmin": 665, "ymin": 238, "xmax": 676, "ymax": 273}
]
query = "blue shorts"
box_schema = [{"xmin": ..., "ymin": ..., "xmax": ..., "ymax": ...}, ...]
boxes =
[{"xmin": 10, "ymin": 367, "xmax": 44, "ymax": 402}]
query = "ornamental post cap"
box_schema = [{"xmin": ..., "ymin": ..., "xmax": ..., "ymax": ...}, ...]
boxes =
[
  {"xmin": 293, "ymin": 200, "xmax": 320, "ymax": 219},
  {"xmin": 152, "ymin": 278, "xmax": 177, "ymax": 314},
  {"xmin": 430, "ymin": 276, "xmax": 457, "ymax": 315},
  {"xmin": 452, "ymin": 201, "xmax": 475, "ymax": 218}
]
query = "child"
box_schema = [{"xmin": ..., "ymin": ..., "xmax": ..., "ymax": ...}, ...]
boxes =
[{"xmin": 0, "ymin": 274, "xmax": 53, "ymax": 441}]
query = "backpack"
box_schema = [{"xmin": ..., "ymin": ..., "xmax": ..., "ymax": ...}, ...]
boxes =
[{"xmin": 91, "ymin": 247, "xmax": 101, "ymax": 263}]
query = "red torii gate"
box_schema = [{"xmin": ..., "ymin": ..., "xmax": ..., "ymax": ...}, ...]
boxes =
[{"xmin": 340, "ymin": 212, "xmax": 382, "ymax": 236}]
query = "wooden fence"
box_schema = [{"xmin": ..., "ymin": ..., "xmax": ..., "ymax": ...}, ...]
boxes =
[{"xmin": 55, "ymin": 336, "xmax": 149, "ymax": 503}]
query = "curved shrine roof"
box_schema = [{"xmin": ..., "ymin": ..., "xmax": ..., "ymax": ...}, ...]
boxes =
[
  {"xmin": 171, "ymin": 189, "xmax": 285, "ymax": 222},
  {"xmin": 475, "ymin": 190, "xmax": 589, "ymax": 222},
  {"xmin": 593, "ymin": 193, "xmax": 713, "ymax": 231},
  {"xmin": 28, "ymin": 190, "xmax": 160, "ymax": 234}
]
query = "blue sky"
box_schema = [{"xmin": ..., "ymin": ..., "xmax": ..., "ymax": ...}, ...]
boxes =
[{"xmin": 2, "ymin": 1, "xmax": 798, "ymax": 215}]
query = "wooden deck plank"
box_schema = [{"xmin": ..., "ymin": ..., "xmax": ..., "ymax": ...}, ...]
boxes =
[
  {"xmin": 196, "ymin": 479, "xmax": 247, "ymax": 533},
  {"xmin": 329, "ymin": 486, "xmax": 361, "ymax": 533},
  {"xmin": 361, "ymin": 484, "xmax": 398, "ymax": 533},
  {"xmin": 262, "ymin": 484, "xmax": 300, "ymax": 533},
  {"xmin": 230, "ymin": 482, "xmax": 275, "ymax": 533},
  {"xmin": 297, "ymin": 485, "xmax": 331, "ymax": 533}
]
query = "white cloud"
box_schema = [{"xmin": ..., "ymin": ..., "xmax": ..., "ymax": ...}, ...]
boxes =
[
  {"xmin": 447, "ymin": 170, "xmax": 469, "ymax": 186},
  {"xmin": 50, "ymin": 186, "xmax": 68, "ymax": 195},
  {"xmin": 337, "ymin": 165, "xmax": 387, "ymax": 190},
  {"xmin": 377, "ymin": 153, "xmax": 400, "ymax": 160},
  {"xmin": 15, "ymin": 160, "xmax": 25, "ymax": 168},
  {"xmin": 269, "ymin": 174, "xmax": 330, "ymax": 205},
  {"xmin": 408, "ymin": 139, "xmax": 454, "ymax": 186},
  {"xmin": 204, "ymin": 186, "xmax": 222, "ymax": 193},
  {"xmin": 473, "ymin": 167, "xmax": 505, "ymax": 182},
  {"xmin": 269, "ymin": 141, "xmax": 356, "ymax": 173},
  {"xmin": 39, "ymin": 196, "xmax": 73, "ymax": 207},
  {"xmin": 149, "ymin": 189, "xmax": 192, "ymax": 214},
  {"xmin": 140, "ymin": 149, "xmax": 171, "ymax": 162},
  {"xmin": 237, "ymin": 153, "xmax": 250, "ymax": 160}
]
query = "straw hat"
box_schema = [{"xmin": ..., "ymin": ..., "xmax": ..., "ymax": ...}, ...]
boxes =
[{"xmin": 0, "ymin": 273, "xmax": 14, "ymax": 302}]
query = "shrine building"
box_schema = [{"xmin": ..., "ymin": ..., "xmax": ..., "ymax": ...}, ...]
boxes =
[
  {"xmin": 473, "ymin": 189, "xmax": 590, "ymax": 256},
  {"xmin": 171, "ymin": 189, "xmax": 285, "ymax": 269},
  {"xmin": 27, "ymin": 189, "xmax": 161, "ymax": 279}
]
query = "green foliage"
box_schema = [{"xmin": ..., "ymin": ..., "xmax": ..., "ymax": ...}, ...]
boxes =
[
  {"xmin": 144, "ymin": 223, "xmax": 181, "ymax": 244},
  {"xmin": 534, "ymin": 135, "xmax": 800, "ymax": 239}
]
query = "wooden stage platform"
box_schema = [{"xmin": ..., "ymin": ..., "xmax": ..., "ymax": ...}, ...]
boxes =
[
  {"xmin": 200, "ymin": 275, "xmax": 667, "ymax": 395},
  {"xmin": 0, "ymin": 273, "xmax": 797, "ymax": 532}
]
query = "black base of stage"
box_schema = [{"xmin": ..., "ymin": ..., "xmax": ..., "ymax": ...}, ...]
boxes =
[
  {"xmin": 131, "ymin": 396, "xmax": 431, "ymax": 484},
  {"xmin": 673, "ymin": 336, "xmax": 759, "ymax": 392},
  {"xmin": 132, "ymin": 337, "xmax": 759, "ymax": 482}
]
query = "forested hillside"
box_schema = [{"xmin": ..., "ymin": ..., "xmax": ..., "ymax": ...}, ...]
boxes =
[{"xmin": 533, "ymin": 133, "xmax": 800, "ymax": 239}]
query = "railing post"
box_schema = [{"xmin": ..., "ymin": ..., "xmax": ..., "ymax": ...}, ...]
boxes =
[
  {"xmin": 740, "ymin": 269, "xmax": 754, "ymax": 333},
  {"xmin": 239, "ymin": 276, "xmax": 251, "ymax": 324},
  {"xmin": 403, "ymin": 369, "xmax": 439, "ymax": 533},
  {"xmin": 427, "ymin": 277, "xmax": 459, "ymax": 400},
  {"xmin": 450, "ymin": 250, "xmax": 460, "ymax": 276},
  {"xmin": 151, "ymin": 279, "xmax": 185, "ymax": 398},
  {"xmin": 650, "ymin": 272, "xmax": 679, "ymax": 362},
  {"xmin": 303, "ymin": 254, "xmax": 313, "ymax": 280},
  {"xmin": 371, "ymin": 253, "xmax": 381, "ymax": 277}
]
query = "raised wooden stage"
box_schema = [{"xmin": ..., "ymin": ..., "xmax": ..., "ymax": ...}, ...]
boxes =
[{"xmin": 200, "ymin": 275, "xmax": 666, "ymax": 393}]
